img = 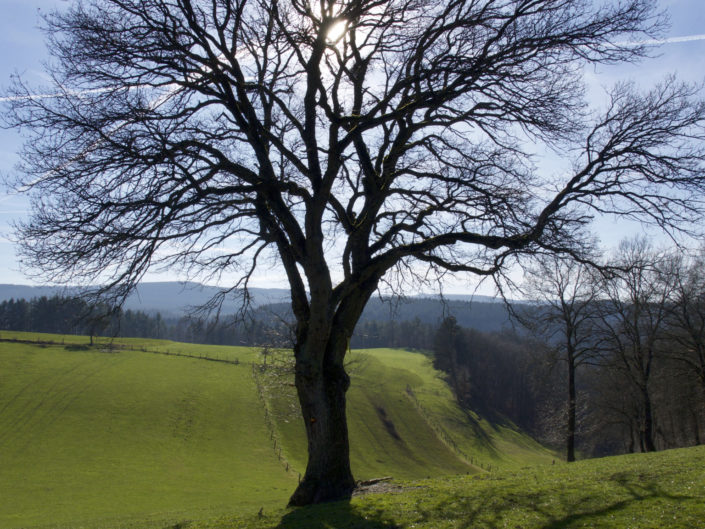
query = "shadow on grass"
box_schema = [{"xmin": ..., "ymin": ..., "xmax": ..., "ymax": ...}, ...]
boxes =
[
  {"xmin": 266, "ymin": 465, "xmax": 700, "ymax": 529},
  {"xmin": 274, "ymin": 500, "xmax": 398, "ymax": 529},
  {"xmin": 536, "ymin": 475, "xmax": 696, "ymax": 529},
  {"xmin": 418, "ymin": 471, "xmax": 698, "ymax": 529},
  {"xmin": 459, "ymin": 406, "xmax": 502, "ymax": 457}
]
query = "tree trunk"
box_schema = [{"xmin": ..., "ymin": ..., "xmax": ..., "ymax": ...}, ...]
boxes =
[
  {"xmin": 284, "ymin": 271, "xmax": 378, "ymax": 505},
  {"xmin": 567, "ymin": 357, "xmax": 576, "ymax": 462},
  {"xmin": 642, "ymin": 387, "xmax": 656, "ymax": 452},
  {"xmin": 701, "ymin": 381, "xmax": 705, "ymax": 441},
  {"xmin": 288, "ymin": 334, "xmax": 355, "ymax": 505}
]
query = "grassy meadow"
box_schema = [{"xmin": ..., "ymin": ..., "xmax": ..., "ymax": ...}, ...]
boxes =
[
  {"xmin": 222, "ymin": 444, "xmax": 705, "ymax": 529},
  {"xmin": 0, "ymin": 334, "xmax": 294, "ymax": 528},
  {"xmin": 1, "ymin": 331, "xmax": 702, "ymax": 528}
]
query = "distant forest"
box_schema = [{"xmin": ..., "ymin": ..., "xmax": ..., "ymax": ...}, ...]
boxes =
[{"xmin": 0, "ymin": 294, "xmax": 512, "ymax": 348}]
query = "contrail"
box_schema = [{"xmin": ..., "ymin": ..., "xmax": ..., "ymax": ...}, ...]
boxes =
[
  {"xmin": 0, "ymin": 82, "xmax": 182, "ymax": 199},
  {"xmin": 642, "ymin": 33, "xmax": 705, "ymax": 45},
  {"xmin": 618, "ymin": 33, "xmax": 705, "ymax": 46},
  {"xmin": 0, "ymin": 87, "xmax": 114, "ymax": 103},
  {"xmin": 13, "ymin": 82, "xmax": 182, "ymax": 191},
  {"xmin": 0, "ymin": 51, "xmax": 245, "ymax": 103},
  {"xmin": 669, "ymin": 34, "xmax": 705, "ymax": 44},
  {"xmin": 0, "ymin": 53, "xmax": 244, "ymax": 192}
]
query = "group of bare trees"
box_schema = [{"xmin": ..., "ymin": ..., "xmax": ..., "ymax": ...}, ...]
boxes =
[{"xmin": 523, "ymin": 239, "xmax": 705, "ymax": 461}]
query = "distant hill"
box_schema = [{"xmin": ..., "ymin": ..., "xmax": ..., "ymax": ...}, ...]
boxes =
[
  {"xmin": 0, "ymin": 284, "xmax": 71, "ymax": 301},
  {"xmin": 124, "ymin": 282, "xmax": 292, "ymax": 313},
  {"xmin": 0, "ymin": 282, "xmax": 518, "ymax": 332},
  {"xmin": 359, "ymin": 296, "xmax": 516, "ymax": 332},
  {"xmin": 0, "ymin": 282, "xmax": 291, "ymax": 316},
  {"xmin": 413, "ymin": 292, "xmax": 504, "ymax": 303}
]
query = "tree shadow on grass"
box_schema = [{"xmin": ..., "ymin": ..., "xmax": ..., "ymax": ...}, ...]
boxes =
[
  {"xmin": 417, "ymin": 471, "xmax": 699, "ymax": 529},
  {"xmin": 536, "ymin": 474, "xmax": 698, "ymax": 529},
  {"xmin": 270, "ymin": 467, "xmax": 700, "ymax": 529},
  {"xmin": 458, "ymin": 406, "xmax": 503, "ymax": 459},
  {"xmin": 274, "ymin": 499, "xmax": 399, "ymax": 529}
]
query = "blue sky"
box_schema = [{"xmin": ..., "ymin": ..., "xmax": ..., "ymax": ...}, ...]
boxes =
[{"xmin": 0, "ymin": 0, "xmax": 704, "ymax": 292}]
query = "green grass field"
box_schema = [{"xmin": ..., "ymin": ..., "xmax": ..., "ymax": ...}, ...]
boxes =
[
  {"xmin": 0, "ymin": 331, "xmax": 607, "ymax": 529},
  {"xmin": 220, "ymin": 444, "xmax": 705, "ymax": 529},
  {"xmin": 0, "ymin": 335, "xmax": 295, "ymax": 529}
]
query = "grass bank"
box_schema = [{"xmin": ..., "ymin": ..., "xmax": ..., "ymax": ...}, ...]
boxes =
[
  {"xmin": 204, "ymin": 445, "xmax": 705, "ymax": 529},
  {"xmin": 263, "ymin": 347, "xmax": 554, "ymax": 481}
]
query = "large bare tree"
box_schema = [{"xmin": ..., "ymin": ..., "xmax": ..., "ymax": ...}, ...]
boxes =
[{"xmin": 5, "ymin": 0, "xmax": 705, "ymax": 504}]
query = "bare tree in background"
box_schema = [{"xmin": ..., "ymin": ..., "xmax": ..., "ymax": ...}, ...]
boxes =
[
  {"xmin": 5, "ymin": 0, "xmax": 705, "ymax": 504},
  {"xmin": 664, "ymin": 250, "xmax": 705, "ymax": 435},
  {"xmin": 594, "ymin": 238, "xmax": 676, "ymax": 452},
  {"xmin": 522, "ymin": 255, "xmax": 601, "ymax": 462}
]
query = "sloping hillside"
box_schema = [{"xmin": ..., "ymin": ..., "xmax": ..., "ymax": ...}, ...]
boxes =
[
  {"xmin": 0, "ymin": 332, "xmax": 552, "ymax": 529},
  {"xmin": 262, "ymin": 348, "xmax": 554, "ymax": 481}
]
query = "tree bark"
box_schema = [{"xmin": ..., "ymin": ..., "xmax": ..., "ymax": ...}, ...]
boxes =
[
  {"xmin": 643, "ymin": 387, "xmax": 656, "ymax": 452},
  {"xmin": 567, "ymin": 355, "xmax": 576, "ymax": 462},
  {"xmin": 701, "ymin": 377, "xmax": 705, "ymax": 433},
  {"xmin": 701, "ymin": 383, "xmax": 705, "ymax": 444},
  {"xmin": 628, "ymin": 424, "xmax": 635, "ymax": 453},
  {"xmin": 288, "ymin": 332, "xmax": 355, "ymax": 505}
]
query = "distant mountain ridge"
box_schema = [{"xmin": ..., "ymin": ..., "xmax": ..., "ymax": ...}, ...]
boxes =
[
  {"xmin": 0, "ymin": 282, "xmax": 514, "ymax": 332},
  {"xmin": 0, "ymin": 282, "xmax": 291, "ymax": 315}
]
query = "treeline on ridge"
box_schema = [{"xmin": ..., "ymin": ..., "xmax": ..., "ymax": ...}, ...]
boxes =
[
  {"xmin": 0, "ymin": 294, "xmax": 445, "ymax": 349},
  {"xmin": 0, "ymin": 293, "xmax": 514, "ymax": 348}
]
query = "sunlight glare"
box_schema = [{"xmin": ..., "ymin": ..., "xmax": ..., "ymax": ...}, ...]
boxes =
[{"xmin": 327, "ymin": 19, "xmax": 347, "ymax": 43}]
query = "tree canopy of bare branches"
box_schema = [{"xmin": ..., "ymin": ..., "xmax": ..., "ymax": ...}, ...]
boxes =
[{"xmin": 4, "ymin": 0, "xmax": 705, "ymax": 504}]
